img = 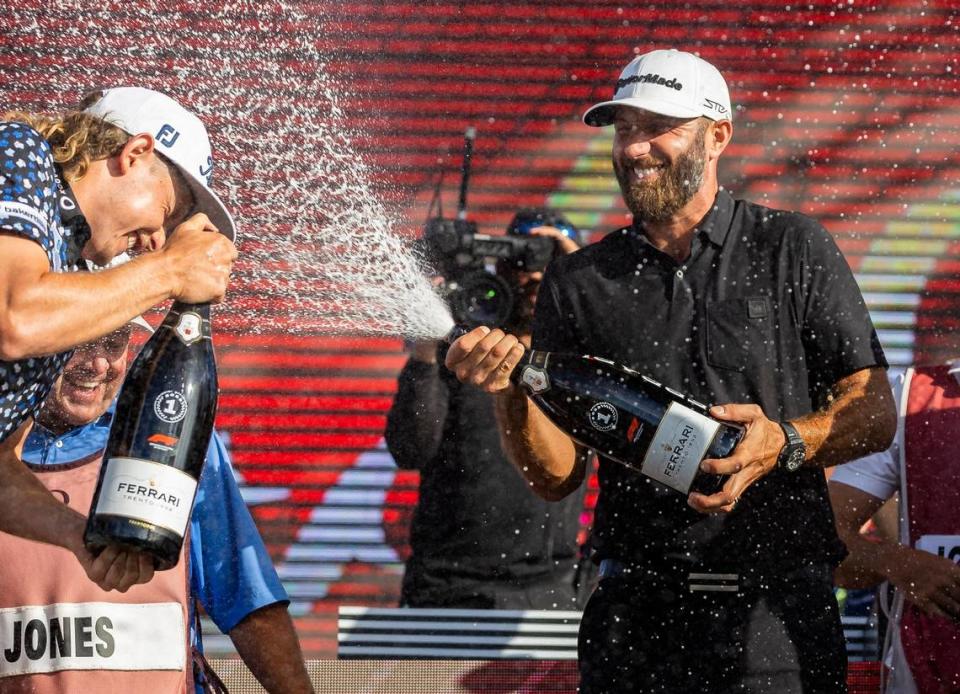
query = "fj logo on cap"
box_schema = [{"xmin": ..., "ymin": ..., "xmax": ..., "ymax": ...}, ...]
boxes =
[{"xmin": 155, "ymin": 124, "xmax": 181, "ymax": 148}]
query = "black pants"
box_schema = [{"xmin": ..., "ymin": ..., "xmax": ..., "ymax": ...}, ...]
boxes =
[{"xmin": 578, "ymin": 564, "xmax": 848, "ymax": 694}]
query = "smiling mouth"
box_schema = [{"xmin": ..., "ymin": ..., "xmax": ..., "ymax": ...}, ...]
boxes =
[
  {"xmin": 65, "ymin": 378, "xmax": 104, "ymax": 391},
  {"xmin": 633, "ymin": 165, "xmax": 665, "ymax": 181}
]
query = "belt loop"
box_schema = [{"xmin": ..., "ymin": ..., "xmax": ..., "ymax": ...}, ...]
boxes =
[{"xmin": 687, "ymin": 572, "xmax": 740, "ymax": 593}]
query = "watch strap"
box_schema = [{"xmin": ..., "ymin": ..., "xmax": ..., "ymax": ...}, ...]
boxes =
[{"xmin": 777, "ymin": 420, "xmax": 805, "ymax": 470}]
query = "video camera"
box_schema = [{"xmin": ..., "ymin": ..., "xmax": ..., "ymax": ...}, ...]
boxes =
[
  {"xmin": 420, "ymin": 216, "xmax": 555, "ymax": 328},
  {"xmin": 418, "ymin": 128, "xmax": 565, "ymax": 328}
]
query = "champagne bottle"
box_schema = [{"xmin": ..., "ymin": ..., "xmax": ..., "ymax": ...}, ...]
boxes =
[
  {"xmin": 445, "ymin": 326, "xmax": 742, "ymax": 496},
  {"xmin": 84, "ymin": 302, "xmax": 218, "ymax": 570}
]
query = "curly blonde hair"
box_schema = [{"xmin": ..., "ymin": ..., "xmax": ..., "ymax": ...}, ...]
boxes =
[{"xmin": 3, "ymin": 91, "xmax": 130, "ymax": 182}]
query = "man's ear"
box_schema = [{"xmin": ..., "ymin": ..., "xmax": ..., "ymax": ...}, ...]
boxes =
[
  {"xmin": 708, "ymin": 120, "xmax": 733, "ymax": 161},
  {"xmin": 115, "ymin": 133, "xmax": 157, "ymax": 174}
]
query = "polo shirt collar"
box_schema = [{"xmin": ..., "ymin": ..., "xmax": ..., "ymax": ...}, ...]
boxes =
[
  {"xmin": 24, "ymin": 405, "xmax": 114, "ymax": 466},
  {"xmin": 54, "ymin": 166, "xmax": 93, "ymax": 265},
  {"xmin": 696, "ymin": 189, "xmax": 735, "ymax": 248},
  {"xmin": 629, "ymin": 189, "xmax": 735, "ymax": 250}
]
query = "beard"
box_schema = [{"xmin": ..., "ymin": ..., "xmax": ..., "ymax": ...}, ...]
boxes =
[{"xmin": 615, "ymin": 123, "xmax": 708, "ymax": 223}]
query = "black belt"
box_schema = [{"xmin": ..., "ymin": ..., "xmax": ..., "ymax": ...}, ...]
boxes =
[
  {"xmin": 599, "ymin": 558, "xmax": 740, "ymax": 593},
  {"xmin": 599, "ymin": 558, "xmax": 833, "ymax": 594}
]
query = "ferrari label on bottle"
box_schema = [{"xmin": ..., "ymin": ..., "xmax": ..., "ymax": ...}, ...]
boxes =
[
  {"xmin": 93, "ymin": 458, "xmax": 198, "ymax": 538},
  {"xmin": 641, "ymin": 402, "xmax": 720, "ymax": 493}
]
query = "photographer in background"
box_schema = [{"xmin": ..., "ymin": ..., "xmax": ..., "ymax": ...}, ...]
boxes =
[{"xmin": 386, "ymin": 208, "xmax": 586, "ymax": 609}]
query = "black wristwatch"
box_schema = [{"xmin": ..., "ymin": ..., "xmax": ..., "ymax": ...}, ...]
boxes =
[{"xmin": 777, "ymin": 421, "xmax": 806, "ymax": 472}]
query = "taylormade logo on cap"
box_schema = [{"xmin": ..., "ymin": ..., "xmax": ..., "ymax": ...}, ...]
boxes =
[
  {"xmin": 616, "ymin": 73, "xmax": 684, "ymax": 92},
  {"xmin": 83, "ymin": 87, "xmax": 236, "ymax": 241},
  {"xmin": 583, "ymin": 49, "xmax": 732, "ymax": 127}
]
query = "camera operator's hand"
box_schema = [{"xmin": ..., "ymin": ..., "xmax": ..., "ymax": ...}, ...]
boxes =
[
  {"xmin": 445, "ymin": 326, "xmax": 525, "ymax": 393},
  {"xmin": 527, "ymin": 225, "xmax": 580, "ymax": 255}
]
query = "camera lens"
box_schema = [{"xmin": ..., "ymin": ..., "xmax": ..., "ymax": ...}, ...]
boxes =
[{"xmin": 449, "ymin": 271, "xmax": 514, "ymax": 328}]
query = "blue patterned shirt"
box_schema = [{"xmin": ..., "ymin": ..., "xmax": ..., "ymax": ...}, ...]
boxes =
[{"xmin": 0, "ymin": 122, "xmax": 85, "ymax": 442}]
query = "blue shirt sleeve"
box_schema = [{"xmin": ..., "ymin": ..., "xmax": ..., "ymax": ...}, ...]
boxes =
[
  {"xmin": 0, "ymin": 122, "xmax": 62, "ymax": 265},
  {"xmin": 190, "ymin": 431, "xmax": 288, "ymax": 634}
]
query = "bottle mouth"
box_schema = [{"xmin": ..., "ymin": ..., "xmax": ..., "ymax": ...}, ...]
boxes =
[{"xmin": 443, "ymin": 324, "xmax": 471, "ymax": 344}]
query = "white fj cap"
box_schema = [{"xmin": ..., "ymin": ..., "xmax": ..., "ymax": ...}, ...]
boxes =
[
  {"xmin": 583, "ymin": 49, "xmax": 732, "ymax": 127},
  {"xmin": 83, "ymin": 87, "xmax": 236, "ymax": 241}
]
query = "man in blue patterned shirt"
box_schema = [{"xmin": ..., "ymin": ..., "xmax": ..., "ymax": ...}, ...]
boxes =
[{"xmin": 0, "ymin": 88, "xmax": 237, "ymax": 592}]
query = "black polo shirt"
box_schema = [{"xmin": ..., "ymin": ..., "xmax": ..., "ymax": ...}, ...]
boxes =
[{"xmin": 532, "ymin": 189, "xmax": 887, "ymax": 574}]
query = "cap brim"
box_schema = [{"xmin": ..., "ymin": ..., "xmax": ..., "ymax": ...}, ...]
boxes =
[
  {"xmin": 583, "ymin": 98, "xmax": 704, "ymax": 127},
  {"xmin": 180, "ymin": 173, "xmax": 237, "ymax": 242}
]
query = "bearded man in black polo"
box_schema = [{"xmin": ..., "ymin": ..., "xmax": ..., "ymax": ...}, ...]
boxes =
[{"xmin": 444, "ymin": 48, "xmax": 897, "ymax": 693}]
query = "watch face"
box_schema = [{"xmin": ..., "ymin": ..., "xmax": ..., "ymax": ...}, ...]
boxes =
[{"xmin": 786, "ymin": 448, "xmax": 805, "ymax": 472}]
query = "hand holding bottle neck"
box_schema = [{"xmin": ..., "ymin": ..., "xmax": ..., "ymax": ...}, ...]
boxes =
[
  {"xmin": 442, "ymin": 324, "xmax": 530, "ymax": 394},
  {"xmin": 443, "ymin": 324, "xmax": 532, "ymax": 379},
  {"xmin": 171, "ymin": 301, "xmax": 212, "ymax": 318}
]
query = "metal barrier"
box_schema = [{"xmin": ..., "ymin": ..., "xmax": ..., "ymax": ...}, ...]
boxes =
[
  {"xmin": 338, "ymin": 607, "xmax": 581, "ymax": 660},
  {"xmin": 336, "ymin": 606, "xmax": 878, "ymax": 661}
]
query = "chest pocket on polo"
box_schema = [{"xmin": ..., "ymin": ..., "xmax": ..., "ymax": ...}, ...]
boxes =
[{"xmin": 706, "ymin": 297, "xmax": 775, "ymax": 372}]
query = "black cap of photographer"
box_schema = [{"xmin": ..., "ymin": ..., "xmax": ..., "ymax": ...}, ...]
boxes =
[{"xmin": 497, "ymin": 208, "xmax": 581, "ymax": 333}]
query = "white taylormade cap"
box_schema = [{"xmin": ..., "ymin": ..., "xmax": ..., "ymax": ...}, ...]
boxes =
[
  {"xmin": 83, "ymin": 87, "xmax": 236, "ymax": 241},
  {"xmin": 583, "ymin": 49, "xmax": 732, "ymax": 127}
]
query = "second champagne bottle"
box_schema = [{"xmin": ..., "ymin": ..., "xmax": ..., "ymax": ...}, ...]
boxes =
[
  {"xmin": 512, "ymin": 350, "xmax": 742, "ymax": 496},
  {"xmin": 444, "ymin": 325, "xmax": 742, "ymax": 496}
]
